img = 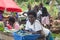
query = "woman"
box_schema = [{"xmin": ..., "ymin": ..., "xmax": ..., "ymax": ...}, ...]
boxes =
[{"xmin": 25, "ymin": 10, "xmax": 53, "ymax": 40}]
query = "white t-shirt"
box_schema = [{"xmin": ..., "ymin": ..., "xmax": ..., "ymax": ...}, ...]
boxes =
[{"xmin": 25, "ymin": 20, "xmax": 50, "ymax": 36}]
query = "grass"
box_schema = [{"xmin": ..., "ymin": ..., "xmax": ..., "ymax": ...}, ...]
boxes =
[{"xmin": 52, "ymin": 33, "xmax": 60, "ymax": 38}]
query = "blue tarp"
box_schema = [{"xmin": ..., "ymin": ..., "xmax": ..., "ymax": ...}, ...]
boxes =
[{"xmin": 13, "ymin": 32, "xmax": 40, "ymax": 40}]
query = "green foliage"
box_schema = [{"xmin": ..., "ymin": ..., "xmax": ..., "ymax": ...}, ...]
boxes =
[
  {"xmin": 56, "ymin": 0, "xmax": 60, "ymax": 5},
  {"xmin": 0, "ymin": 22, "xmax": 4, "ymax": 31},
  {"xmin": 0, "ymin": 27, "xmax": 4, "ymax": 31},
  {"xmin": 17, "ymin": 0, "xmax": 58, "ymax": 18},
  {"xmin": 17, "ymin": 0, "xmax": 42, "ymax": 4},
  {"xmin": 17, "ymin": 0, "xmax": 28, "ymax": 3},
  {"xmin": 44, "ymin": 4, "xmax": 58, "ymax": 18},
  {"xmin": 35, "ymin": 0, "xmax": 40, "ymax": 2},
  {"xmin": 52, "ymin": 33, "xmax": 60, "ymax": 38}
]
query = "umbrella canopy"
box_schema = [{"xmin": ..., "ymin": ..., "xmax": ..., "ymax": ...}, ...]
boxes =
[
  {"xmin": 0, "ymin": 0, "xmax": 5, "ymax": 11},
  {"xmin": 0, "ymin": 0, "xmax": 22, "ymax": 12}
]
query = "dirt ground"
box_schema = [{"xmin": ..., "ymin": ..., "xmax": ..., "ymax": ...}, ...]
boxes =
[{"xmin": 0, "ymin": 32, "xmax": 14, "ymax": 40}]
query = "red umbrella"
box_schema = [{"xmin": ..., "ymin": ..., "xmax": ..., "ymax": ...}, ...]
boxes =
[
  {"xmin": 2, "ymin": 0, "xmax": 22, "ymax": 12},
  {"xmin": 0, "ymin": 0, "xmax": 5, "ymax": 11}
]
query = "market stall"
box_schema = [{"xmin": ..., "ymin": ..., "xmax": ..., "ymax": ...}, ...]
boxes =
[{"xmin": 0, "ymin": 0, "xmax": 22, "ymax": 40}]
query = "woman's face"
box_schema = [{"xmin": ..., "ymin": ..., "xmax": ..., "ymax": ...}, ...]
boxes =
[{"xmin": 28, "ymin": 15, "xmax": 36, "ymax": 24}]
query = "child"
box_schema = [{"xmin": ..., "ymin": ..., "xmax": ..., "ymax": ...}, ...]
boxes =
[{"xmin": 6, "ymin": 17, "xmax": 20, "ymax": 30}]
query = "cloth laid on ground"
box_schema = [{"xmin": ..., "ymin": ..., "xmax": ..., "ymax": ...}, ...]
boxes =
[{"xmin": 13, "ymin": 30, "xmax": 40, "ymax": 40}]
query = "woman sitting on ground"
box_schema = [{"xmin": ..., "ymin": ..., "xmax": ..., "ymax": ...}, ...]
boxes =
[{"xmin": 25, "ymin": 10, "xmax": 54, "ymax": 40}]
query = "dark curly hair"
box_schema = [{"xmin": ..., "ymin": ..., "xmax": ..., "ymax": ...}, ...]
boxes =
[
  {"xmin": 9, "ymin": 17, "xmax": 15, "ymax": 24},
  {"xmin": 41, "ymin": 7, "xmax": 49, "ymax": 17},
  {"xmin": 27, "ymin": 10, "xmax": 37, "ymax": 18}
]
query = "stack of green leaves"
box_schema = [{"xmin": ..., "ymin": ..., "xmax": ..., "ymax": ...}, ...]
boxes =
[{"xmin": 0, "ymin": 22, "xmax": 4, "ymax": 32}]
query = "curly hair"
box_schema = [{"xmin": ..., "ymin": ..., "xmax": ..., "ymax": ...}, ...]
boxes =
[
  {"xmin": 9, "ymin": 17, "xmax": 15, "ymax": 24},
  {"xmin": 27, "ymin": 10, "xmax": 37, "ymax": 18}
]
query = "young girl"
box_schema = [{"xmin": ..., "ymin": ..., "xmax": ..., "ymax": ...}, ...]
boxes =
[
  {"xmin": 25, "ymin": 10, "xmax": 53, "ymax": 40},
  {"xmin": 41, "ymin": 7, "xmax": 50, "ymax": 28},
  {"xmin": 6, "ymin": 17, "xmax": 20, "ymax": 30}
]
